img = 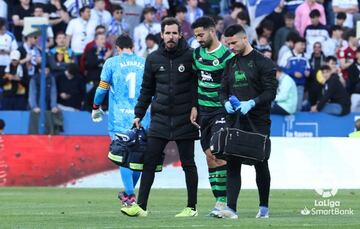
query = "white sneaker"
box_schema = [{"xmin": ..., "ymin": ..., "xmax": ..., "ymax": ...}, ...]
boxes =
[
  {"xmin": 208, "ymin": 201, "xmax": 226, "ymax": 217},
  {"xmin": 218, "ymin": 207, "xmax": 238, "ymax": 219}
]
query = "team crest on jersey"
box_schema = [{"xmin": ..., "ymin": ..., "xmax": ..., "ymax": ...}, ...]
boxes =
[
  {"xmin": 213, "ymin": 59, "xmax": 219, "ymax": 66},
  {"xmin": 178, "ymin": 64, "xmax": 185, "ymax": 72},
  {"xmin": 159, "ymin": 66, "xmax": 165, "ymax": 72}
]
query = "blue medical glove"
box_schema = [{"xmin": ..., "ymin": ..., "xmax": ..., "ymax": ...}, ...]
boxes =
[
  {"xmin": 229, "ymin": 95, "xmax": 241, "ymax": 111},
  {"xmin": 224, "ymin": 101, "xmax": 235, "ymax": 114},
  {"xmin": 239, "ymin": 100, "xmax": 256, "ymax": 115}
]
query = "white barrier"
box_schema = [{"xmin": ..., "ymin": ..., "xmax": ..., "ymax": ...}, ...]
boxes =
[{"xmin": 66, "ymin": 138, "xmax": 360, "ymax": 189}]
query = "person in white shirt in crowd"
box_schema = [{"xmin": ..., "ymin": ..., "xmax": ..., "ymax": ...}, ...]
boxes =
[
  {"xmin": 66, "ymin": 6, "xmax": 96, "ymax": 61},
  {"xmin": 90, "ymin": 0, "xmax": 112, "ymax": 28},
  {"xmin": 0, "ymin": 18, "xmax": 18, "ymax": 76},
  {"xmin": 133, "ymin": 7, "xmax": 161, "ymax": 56},
  {"xmin": 271, "ymin": 66, "xmax": 298, "ymax": 115},
  {"xmin": 108, "ymin": 5, "xmax": 129, "ymax": 45},
  {"xmin": 141, "ymin": 33, "xmax": 158, "ymax": 58},
  {"xmin": 332, "ymin": 0, "xmax": 358, "ymax": 28},
  {"xmin": 323, "ymin": 25, "xmax": 348, "ymax": 57},
  {"xmin": 33, "ymin": 4, "xmax": 54, "ymax": 49},
  {"xmin": 18, "ymin": 34, "xmax": 42, "ymax": 78},
  {"xmin": 185, "ymin": 0, "xmax": 204, "ymax": 24},
  {"xmin": 277, "ymin": 32, "xmax": 298, "ymax": 65},
  {"xmin": 0, "ymin": 0, "xmax": 7, "ymax": 19},
  {"xmin": 304, "ymin": 9, "xmax": 330, "ymax": 58}
]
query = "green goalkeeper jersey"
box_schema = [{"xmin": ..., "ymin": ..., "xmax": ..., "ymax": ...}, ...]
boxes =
[{"xmin": 192, "ymin": 43, "xmax": 234, "ymax": 108}]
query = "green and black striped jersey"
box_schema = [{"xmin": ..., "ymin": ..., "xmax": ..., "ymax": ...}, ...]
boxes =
[{"xmin": 192, "ymin": 44, "xmax": 234, "ymax": 108}]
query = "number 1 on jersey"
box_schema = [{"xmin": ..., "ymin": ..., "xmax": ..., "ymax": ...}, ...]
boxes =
[{"xmin": 125, "ymin": 72, "xmax": 136, "ymax": 99}]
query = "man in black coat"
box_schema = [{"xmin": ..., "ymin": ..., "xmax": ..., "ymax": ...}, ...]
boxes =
[{"xmin": 121, "ymin": 17, "xmax": 199, "ymax": 217}]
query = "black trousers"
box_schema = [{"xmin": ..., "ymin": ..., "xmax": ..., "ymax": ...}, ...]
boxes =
[
  {"xmin": 137, "ymin": 137, "xmax": 198, "ymax": 210},
  {"xmin": 226, "ymin": 157, "xmax": 270, "ymax": 212}
]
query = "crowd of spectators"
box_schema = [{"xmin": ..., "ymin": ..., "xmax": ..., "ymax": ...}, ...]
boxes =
[{"xmin": 0, "ymin": 0, "xmax": 360, "ymax": 116}]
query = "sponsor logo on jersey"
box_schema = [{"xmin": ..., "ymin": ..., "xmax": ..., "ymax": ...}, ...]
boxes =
[{"xmin": 201, "ymin": 71, "xmax": 213, "ymax": 81}]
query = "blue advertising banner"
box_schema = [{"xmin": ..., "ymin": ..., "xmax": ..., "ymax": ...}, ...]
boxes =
[{"xmin": 1, "ymin": 111, "xmax": 359, "ymax": 137}]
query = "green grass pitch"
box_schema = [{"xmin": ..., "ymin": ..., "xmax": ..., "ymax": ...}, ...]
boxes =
[{"xmin": 0, "ymin": 188, "xmax": 359, "ymax": 229}]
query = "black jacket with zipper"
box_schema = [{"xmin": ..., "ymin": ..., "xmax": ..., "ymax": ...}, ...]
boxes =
[{"xmin": 134, "ymin": 38, "xmax": 199, "ymax": 140}]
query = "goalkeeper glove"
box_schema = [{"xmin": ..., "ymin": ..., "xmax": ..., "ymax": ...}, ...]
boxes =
[{"xmin": 92, "ymin": 105, "xmax": 104, "ymax": 122}]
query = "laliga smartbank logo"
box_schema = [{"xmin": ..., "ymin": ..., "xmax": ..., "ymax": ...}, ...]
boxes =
[{"xmin": 300, "ymin": 188, "xmax": 354, "ymax": 216}]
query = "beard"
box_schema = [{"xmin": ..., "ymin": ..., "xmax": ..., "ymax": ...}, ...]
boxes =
[
  {"xmin": 165, "ymin": 40, "xmax": 177, "ymax": 50},
  {"xmin": 199, "ymin": 39, "xmax": 212, "ymax": 49}
]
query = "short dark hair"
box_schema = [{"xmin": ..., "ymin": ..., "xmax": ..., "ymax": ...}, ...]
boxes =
[
  {"xmin": 330, "ymin": 25, "xmax": 343, "ymax": 35},
  {"xmin": 116, "ymin": 34, "xmax": 134, "ymax": 49},
  {"xmin": 337, "ymin": 12, "xmax": 347, "ymax": 20},
  {"xmin": 319, "ymin": 65, "xmax": 331, "ymax": 72},
  {"xmin": 96, "ymin": 25, "xmax": 106, "ymax": 32},
  {"xmin": 112, "ymin": 5, "xmax": 123, "ymax": 12},
  {"xmin": 161, "ymin": 17, "xmax": 181, "ymax": 33},
  {"xmin": 175, "ymin": 5, "xmax": 187, "ymax": 13},
  {"xmin": 295, "ymin": 36, "xmax": 306, "ymax": 44},
  {"xmin": 286, "ymin": 32, "xmax": 299, "ymax": 42},
  {"xmin": 230, "ymin": 2, "xmax": 246, "ymax": 11},
  {"xmin": 224, "ymin": 24, "xmax": 246, "ymax": 37},
  {"xmin": 79, "ymin": 6, "xmax": 90, "ymax": 14},
  {"xmin": 145, "ymin": 33, "xmax": 158, "ymax": 43},
  {"xmin": 0, "ymin": 119, "xmax": 5, "ymax": 130},
  {"xmin": 309, "ymin": 9, "xmax": 321, "ymax": 18},
  {"xmin": 191, "ymin": 16, "xmax": 216, "ymax": 30},
  {"xmin": 325, "ymin": 55, "xmax": 337, "ymax": 63},
  {"xmin": 284, "ymin": 12, "xmax": 295, "ymax": 20},
  {"xmin": 55, "ymin": 31, "xmax": 66, "ymax": 38},
  {"xmin": 143, "ymin": 7, "xmax": 155, "ymax": 15},
  {"xmin": 67, "ymin": 63, "xmax": 79, "ymax": 75}
]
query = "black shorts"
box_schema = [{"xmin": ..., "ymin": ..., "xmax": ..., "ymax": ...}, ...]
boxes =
[{"xmin": 199, "ymin": 109, "xmax": 227, "ymax": 152}]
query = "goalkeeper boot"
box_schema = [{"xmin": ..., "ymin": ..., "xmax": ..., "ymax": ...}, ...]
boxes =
[
  {"xmin": 208, "ymin": 201, "xmax": 226, "ymax": 217},
  {"xmin": 121, "ymin": 203, "xmax": 148, "ymax": 217},
  {"xmin": 175, "ymin": 207, "xmax": 198, "ymax": 217},
  {"xmin": 118, "ymin": 191, "xmax": 129, "ymax": 206},
  {"xmin": 218, "ymin": 206, "xmax": 238, "ymax": 219},
  {"xmin": 256, "ymin": 206, "xmax": 269, "ymax": 218}
]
